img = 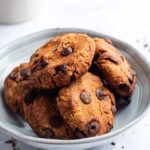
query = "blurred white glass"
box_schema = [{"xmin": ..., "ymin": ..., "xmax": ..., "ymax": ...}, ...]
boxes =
[{"xmin": 0, "ymin": 0, "xmax": 41, "ymax": 24}]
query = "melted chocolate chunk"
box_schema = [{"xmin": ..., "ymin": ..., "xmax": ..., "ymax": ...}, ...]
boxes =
[
  {"xmin": 41, "ymin": 58, "xmax": 49, "ymax": 67},
  {"xmin": 96, "ymin": 88, "xmax": 108, "ymax": 100},
  {"xmin": 20, "ymin": 68, "xmax": 31, "ymax": 79},
  {"xmin": 51, "ymin": 115, "xmax": 63, "ymax": 128},
  {"xmin": 88, "ymin": 120, "xmax": 100, "ymax": 135},
  {"xmin": 80, "ymin": 91, "xmax": 91, "ymax": 104},
  {"xmin": 61, "ymin": 47, "xmax": 73, "ymax": 56},
  {"xmin": 33, "ymin": 58, "xmax": 49, "ymax": 71},
  {"xmin": 55, "ymin": 64, "xmax": 68, "ymax": 73}
]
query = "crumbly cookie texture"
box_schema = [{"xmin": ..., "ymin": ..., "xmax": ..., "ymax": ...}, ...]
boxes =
[
  {"xmin": 94, "ymin": 38, "xmax": 136, "ymax": 97},
  {"xmin": 57, "ymin": 72, "xmax": 116, "ymax": 138},
  {"xmin": 4, "ymin": 63, "xmax": 32, "ymax": 114},
  {"xmin": 28, "ymin": 33, "xmax": 95, "ymax": 89},
  {"xmin": 23, "ymin": 94, "xmax": 74, "ymax": 139}
]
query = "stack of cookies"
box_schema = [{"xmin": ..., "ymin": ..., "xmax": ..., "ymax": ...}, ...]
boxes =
[{"xmin": 4, "ymin": 33, "xmax": 136, "ymax": 139}]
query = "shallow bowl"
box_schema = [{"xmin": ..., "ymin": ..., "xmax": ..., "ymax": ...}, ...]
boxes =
[{"xmin": 0, "ymin": 28, "xmax": 150, "ymax": 150}]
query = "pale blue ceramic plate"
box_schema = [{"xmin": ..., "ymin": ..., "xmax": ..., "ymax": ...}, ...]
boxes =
[{"xmin": 0, "ymin": 28, "xmax": 150, "ymax": 150}]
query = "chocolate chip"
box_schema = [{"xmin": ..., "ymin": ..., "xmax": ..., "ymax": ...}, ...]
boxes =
[
  {"xmin": 33, "ymin": 58, "xmax": 49, "ymax": 71},
  {"xmin": 96, "ymin": 88, "xmax": 108, "ymax": 100},
  {"xmin": 9, "ymin": 72, "xmax": 18, "ymax": 80},
  {"xmin": 41, "ymin": 58, "xmax": 49, "ymax": 67},
  {"xmin": 75, "ymin": 128, "xmax": 86, "ymax": 139},
  {"xmin": 111, "ymin": 105, "xmax": 117, "ymax": 114},
  {"xmin": 55, "ymin": 64, "xmax": 68, "ymax": 73},
  {"xmin": 24, "ymin": 90, "xmax": 37, "ymax": 105},
  {"xmin": 105, "ymin": 55, "xmax": 119, "ymax": 64},
  {"xmin": 20, "ymin": 68, "xmax": 31, "ymax": 79},
  {"xmin": 88, "ymin": 120, "xmax": 100, "ymax": 135},
  {"xmin": 61, "ymin": 47, "xmax": 73, "ymax": 56},
  {"xmin": 128, "ymin": 77, "xmax": 134, "ymax": 84},
  {"xmin": 80, "ymin": 91, "xmax": 91, "ymax": 104},
  {"xmin": 118, "ymin": 83, "xmax": 129, "ymax": 92},
  {"xmin": 51, "ymin": 115, "xmax": 63, "ymax": 128},
  {"xmin": 111, "ymin": 141, "xmax": 116, "ymax": 146},
  {"xmin": 44, "ymin": 128, "xmax": 54, "ymax": 138}
]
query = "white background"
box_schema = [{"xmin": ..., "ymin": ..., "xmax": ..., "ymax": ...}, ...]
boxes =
[{"xmin": 0, "ymin": 0, "xmax": 150, "ymax": 149}]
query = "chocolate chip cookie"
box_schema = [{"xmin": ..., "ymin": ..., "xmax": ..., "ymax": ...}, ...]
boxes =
[
  {"xmin": 4, "ymin": 63, "xmax": 33, "ymax": 114},
  {"xmin": 23, "ymin": 93, "xmax": 73, "ymax": 139},
  {"xmin": 28, "ymin": 33, "xmax": 95, "ymax": 89},
  {"xmin": 57, "ymin": 72, "xmax": 116, "ymax": 138},
  {"xmin": 94, "ymin": 38, "xmax": 136, "ymax": 97}
]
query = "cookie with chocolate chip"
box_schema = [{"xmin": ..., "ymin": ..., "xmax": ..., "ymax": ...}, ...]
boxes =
[
  {"xmin": 23, "ymin": 94, "xmax": 73, "ymax": 139},
  {"xmin": 29, "ymin": 33, "xmax": 95, "ymax": 89},
  {"xmin": 94, "ymin": 38, "xmax": 136, "ymax": 97},
  {"xmin": 57, "ymin": 72, "xmax": 116, "ymax": 138},
  {"xmin": 4, "ymin": 63, "xmax": 33, "ymax": 114}
]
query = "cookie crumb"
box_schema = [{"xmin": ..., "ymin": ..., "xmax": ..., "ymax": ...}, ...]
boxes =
[
  {"xmin": 144, "ymin": 44, "xmax": 148, "ymax": 48},
  {"xmin": 111, "ymin": 141, "xmax": 116, "ymax": 146},
  {"xmin": 5, "ymin": 138, "xmax": 17, "ymax": 149}
]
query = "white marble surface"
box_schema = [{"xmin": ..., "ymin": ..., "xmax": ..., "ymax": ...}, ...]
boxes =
[{"xmin": 0, "ymin": 0, "xmax": 150, "ymax": 149}]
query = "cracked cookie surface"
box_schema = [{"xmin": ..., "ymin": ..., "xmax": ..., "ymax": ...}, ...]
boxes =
[
  {"xmin": 57, "ymin": 72, "xmax": 116, "ymax": 138},
  {"xmin": 94, "ymin": 38, "xmax": 136, "ymax": 97},
  {"xmin": 28, "ymin": 33, "xmax": 95, "ymax": 89}
]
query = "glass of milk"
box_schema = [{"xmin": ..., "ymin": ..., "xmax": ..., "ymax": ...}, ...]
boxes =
[{"xmin": 0, "ymin": 0, "xmax": 41, "ymax": 24}]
